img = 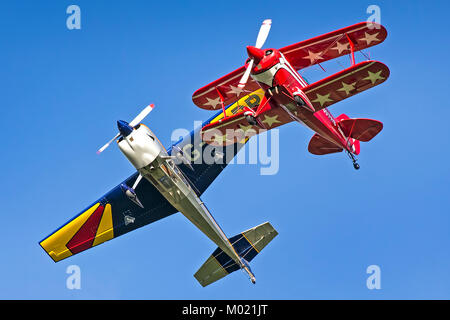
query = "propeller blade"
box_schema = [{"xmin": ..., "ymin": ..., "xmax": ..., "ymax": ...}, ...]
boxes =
[
  {"xmin": 255, "ymin": 19, "xmax": 272, "ymax": 49},
  {"xmin": 238, "ymin": 59, "xmax": 254, "ymax": 88},
  {"xmin": 237, "ymin": 19, "xmax": 271, "ymax": 89},
  {"xmin": 129, "ymin": 104, "xmax": 154, "ymax": 127},
  {"xmin": 97, "ymin": 132, "xmax": 121, "ymax": 154},
  {"xmin": 97, "ymin": 104, "xmax": 155, "ymax": 155}
]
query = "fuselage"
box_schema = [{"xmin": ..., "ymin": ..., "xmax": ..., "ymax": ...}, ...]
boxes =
[
  {"xmin": 248, "ymin": 47, "xmax": 353, "ymax": 152},
  {"xmin": 117, "ymin": 124, "xmax": 243, "ymax": 267}
]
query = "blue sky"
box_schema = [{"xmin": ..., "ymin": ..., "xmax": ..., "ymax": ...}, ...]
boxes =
[{"xmin": 0, "ymin": 0, "xmax": 449, "ymax": 299}]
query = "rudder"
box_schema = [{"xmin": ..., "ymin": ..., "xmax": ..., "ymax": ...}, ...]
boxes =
[{"xmin": 338, "ymin": 118, "xmax": 383, "ymax": 142}]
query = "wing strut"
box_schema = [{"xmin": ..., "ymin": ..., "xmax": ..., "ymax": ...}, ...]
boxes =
[
  {"xmin": 215, "ymin": 87, "xmax": 227, "ymax": 119},
  {"xmin": 345, "ymin": 33, "xmax": 356, "ymax": 66}
]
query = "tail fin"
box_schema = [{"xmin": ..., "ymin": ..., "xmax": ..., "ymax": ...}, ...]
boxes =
[
  {"xmin": 349, "ymin": 137, "xmax": 361, "ymax": 155},
  {"xmin": 194, "ymin": 222, "xmax": 278, "ymax": 287},
  {"xmin": 335, "ymin": 114, "xmax": 382, "ymax": 155}
]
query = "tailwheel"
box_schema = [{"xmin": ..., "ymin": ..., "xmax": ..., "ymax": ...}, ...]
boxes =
[
  {"xmin": 244, "ymin": 111, "xmax": 266, "ymax": 129},
  {"xmin": 346, "ymin": 151, "xmax": 360, "ymax": 170}
]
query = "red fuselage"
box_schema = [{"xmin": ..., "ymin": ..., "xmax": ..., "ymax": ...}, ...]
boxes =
[{"xmin": 246, "ymin": 46, "xmax": 354, "ymax": 153}]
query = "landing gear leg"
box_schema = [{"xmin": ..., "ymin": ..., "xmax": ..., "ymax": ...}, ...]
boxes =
[{"xmin": 244, "ymin": 112, "xmax": 266, "ymax": 129}]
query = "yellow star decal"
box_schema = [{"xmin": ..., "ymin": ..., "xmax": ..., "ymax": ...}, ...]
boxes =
[
  {"xmin": 312, "ymin": 93, "xmax": 333, "ymax": 106},
  {"xmin": 363, "ymin": 70, "xmax": 385, "ymax": 85},
  {"xmin": 337, "ymin": 81, "xmax": 356, "ymax": 96},
  {"xmin": 262, "ymin": 115, "xmax": 281, "ymax": 127},
  {"xmin": 213, "ymin": 133, "xmax": 229, "ymax": 144},
  {"xmin": 238, "ymin": 124, "xmax": 256, "ymax": 134},
  {"xmin": 235, "ymin": 124, "xmax": 255, "ymax": 144}
]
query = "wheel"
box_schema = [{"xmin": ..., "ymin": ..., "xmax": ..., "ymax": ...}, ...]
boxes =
[
  {"xmin": 245, "ymin": 115, "xmax": 257, "ymax": 126},
  {"xmin": 353, "ymin": 163, "xmax": 360, "ymax": 170}
]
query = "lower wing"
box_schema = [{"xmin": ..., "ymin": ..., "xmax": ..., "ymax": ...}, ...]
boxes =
[
  {"xmin": 200, "ymin": 60, "xmax": 389, "ymax": 146},
  {"xmin": 39, "ymin": 173, "xmax": 176, "ymax": 262},
  {"xmin": 303, "ymin": 60, "xmax": 390, "ymax": 111}
]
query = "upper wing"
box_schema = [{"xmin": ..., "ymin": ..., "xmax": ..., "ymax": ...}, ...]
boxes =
[
  {"xmin": 192, "ymin": 66, "xmax": 261, "ymax": 111},
  {"xmin": 192, "ymin": 22, "xmax": 386, "ymax": 111},
  {"xmin": 280, "ymin": 22, "xmax": 387, "ymax": 70}
]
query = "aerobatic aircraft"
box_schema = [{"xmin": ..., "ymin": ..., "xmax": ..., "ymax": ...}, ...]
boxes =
[
  {"xmin": 194, "ymin": 20, "xmax": 389, "ymax": 169},
  {"xmin": 40, "ymin": 20, "xmax": 389, "ymax": 287}
]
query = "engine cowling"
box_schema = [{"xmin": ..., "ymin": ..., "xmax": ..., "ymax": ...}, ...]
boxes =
[{"xmin": 118, "ymin": 124, "xmax": 162, "ymax": 169}]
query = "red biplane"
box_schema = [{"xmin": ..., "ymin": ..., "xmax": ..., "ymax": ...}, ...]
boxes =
[{"xmin": 193, "ymin": 20, "xmax": 389, "ymax": 169}]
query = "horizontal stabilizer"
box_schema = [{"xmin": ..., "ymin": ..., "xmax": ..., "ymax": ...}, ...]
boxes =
[
  {"xmin": 308, "ymin": 134, "xmax": 343, "ymax": 155},
  {"xmin": 194, "ymin": 222, "xmax": 278, "ymax": 287}
]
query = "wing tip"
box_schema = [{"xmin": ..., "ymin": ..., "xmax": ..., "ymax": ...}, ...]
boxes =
[{"xmin": 38, "ymin": 240, "xmax": 61, "ymax": 263}]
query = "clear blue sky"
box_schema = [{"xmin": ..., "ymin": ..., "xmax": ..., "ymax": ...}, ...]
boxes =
[{"xmin": 1, "ymin": 0, "xmax": 449, "ymax": 299}]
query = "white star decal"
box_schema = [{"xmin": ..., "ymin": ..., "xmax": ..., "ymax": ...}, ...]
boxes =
[
  {"xmin": 331, "ymin": 41, "xmax": 349, "ymax": 54},
  {"xmin": 303, "ymin": 50, "xmax": 323, "ymax": 64},
  {"xmin": 358, "ymin": 32, "xmax": 380, "ymax": 45},
  {"xmin": 203, "ymin": 97, "xmax": 222, "ymax": 109},
  {"xmin": 226, "ymin": 85, "xmax": 244, "ymax": 97},
  {"xmin": 312, "ymin": 93, "xmax": 333, "ymax": 106}
]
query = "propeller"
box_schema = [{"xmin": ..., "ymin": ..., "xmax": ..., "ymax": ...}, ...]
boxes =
[
  {"xmin": 96, "ymin": 104, "xmax": 155, "ymax": 154},
  {"xmin": 238, "ymin": 19, "xmax": 272, "ymax": 88}
]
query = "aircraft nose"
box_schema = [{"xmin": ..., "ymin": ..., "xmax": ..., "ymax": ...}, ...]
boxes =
[
  {"xmin": 246, "ymin": 46, "xmax": 265, "ymax": 61},
  {"xmin": 117, "ymin": 120, "xmax": 134, "ymax": 137}
]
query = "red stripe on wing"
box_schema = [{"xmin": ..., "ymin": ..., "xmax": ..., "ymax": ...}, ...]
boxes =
[{"xmin": 66, "ymin": 205, "xmax": 105, "ymax": 254}]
